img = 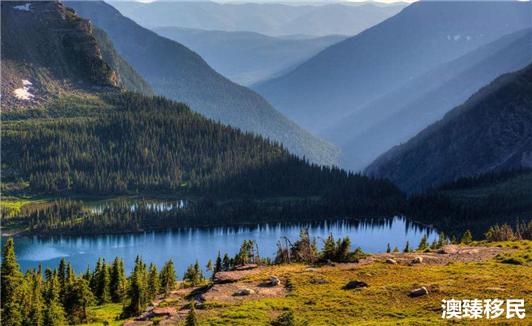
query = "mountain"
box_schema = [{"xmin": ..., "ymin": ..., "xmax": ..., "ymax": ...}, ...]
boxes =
[
  {"xmin": 327, "ymin": 28, "xmax": 532, "ymax": 170},
  {"xmin": 1, "ymin": 1, "xmax": 155, "ymax": 111},
  {"xmin": 109, "ymin": 1, "xmax": 405, "ymax": 37},
  {"xmin": 152, "ymin": 27, "xmax": 345, "ymax": 86},
  {"xmin": 254, "ymin": 1, "xmax": 532, "ymax": 134},
  {"xmin": 366, "ymin": 64, "xmax": 532, "ymax": 193},
  {"xmin": 1, "ymin": 1, "xmax": 403, "ymax": 220},
  {"xmin": 1, "ymin": 1, "xmax": 117, "ymax": 110},
  {"xmin": 65, "ymin": 1, "xmax": 338, "ymax": 166}
]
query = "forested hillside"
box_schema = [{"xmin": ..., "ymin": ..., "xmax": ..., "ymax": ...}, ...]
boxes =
[
  {"xmin": 65, "ymin": 1, "xmax": 339, "ymax": 166},
  {"xmin": 366, "ymin": 65, "xmax": 532, "ymax": 193}
]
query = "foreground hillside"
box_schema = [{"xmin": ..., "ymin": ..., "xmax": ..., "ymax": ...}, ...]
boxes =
[
  {"xmin": 367, "ymin": 64, "xmax": 532, "ymax": 193},
  {"xmin": 65, "ymin": 1, "xmax": 338, "ymax": 166},
  {"xmin": 85, "ymin": 241, "xmax": 531, "ymax": 325}
]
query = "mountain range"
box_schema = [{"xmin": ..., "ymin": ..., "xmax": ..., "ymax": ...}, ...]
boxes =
[
  {"xmin": 1, "ymin": 0, "xmax": 402, "ymax": 212},
  {"xmin": 254, "ymin": 1, "xmax": 532, "ymax": 136},
  {"xmin": 327, "ymin": 28, "xmax": 532, "ymax": 170},
  {"xmin": 65, "ymin": 0, "xmax": 338, "ymax": 166},
  {"xmin": 109, "ymin": 1, "xmax": 405, "ymax": 37},
  {"xmin": 366, "ymin": 64, "xmax": 532, "ymax": 193},
  {"xmin": 152, "ymin": 27, "xmax": 345, "ymax": 86}
]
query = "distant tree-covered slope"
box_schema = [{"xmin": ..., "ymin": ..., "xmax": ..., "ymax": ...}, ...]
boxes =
[
  {"xmin": 366, "ymin": 65, "xmax": 532, "ymax": 193},
  {"xmin": 153, "ymin": 27, "xmax": 345, "ymax": 86},
  {"xmin": 254, "ymin": 1, "xmax": 531, "ymax": 134},
  {"xmin": 65, "ymin": 1, "xmax": 339, "ymax": 166},
  {"xmin": 109, "ymin": 1, "xmax": 405, "ymax": 37},
  {"xmin": 328, "ymin": 28, "xmax": 532, "ymax": 170}
]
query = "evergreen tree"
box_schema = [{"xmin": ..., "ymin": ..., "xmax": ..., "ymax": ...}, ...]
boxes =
[
  {"xmin": 43, "ymin": 269, "xmax": 67, "ymax": 326},
  {"xmin": 403, "ymin": 241, "xmax": 410, "ymax": 253},
  {"xmin": 437, "ymin": 232, "xmax": 449, "ymax": 248},
  {"xmin": 386, "ymin": 243, "xmax": 391, "ymax": 253},
  {"xmin": 147, "ymin": 263, "xmax": 160, "ymax": 300},
  {"xmin": 57, "ymin": 258, "xmax": 67, "ymax": 302},
  {"xmin": 1, "ymin": 238, "xmax": 23, "ymax": 326},
  {"xmin": 123, "ymin": 256, "xmax": 148, "ymax": 317},
  {"xmin": 160, "ymin": 259, "xmax": 176, "ymax": 296},
  {"xmin": 183, "ymin": 261, "xmax": 204, "ymax": 287},
  {"xmin": 321, "ymin": 234, "xmax": 336, "ymax": 261},
  {"xmin": 24, "ymin": 269, "xmax": 44, "ymax": 326},
  {"xmin": 335, "ymin": 237, "xmax": 351, "ymax": 262},
  {"xmin": 206, "ymin": 259, "xmax": 213, "ymax": 272},
  {"xmin": 392, "ymin": 246, "xmax": 400, "ymax": 253},
  {"xmin": 64, "ymin": 278, "xmax": 94, "ymax": 324},
  {"xmin": 222, "ymin": 254, "xmax": 231, "ymax": 271},
  {"xmin": 185, "ymin": 302, "xmax": 199, "ymax": 326},
  {"xmin": 417, "ymin": 235, "xmax": 428, "ymax": 251},
  {"xmin": 461, "ymin": 230, "xmax": 473, "ymax": 244},
  {"xmin": 110, "ymin": 257, "xmax": 127, "ymax": 303},
  {"xmin": 96, "ymin": 259, "xmax": 111, "ymax": 304}
]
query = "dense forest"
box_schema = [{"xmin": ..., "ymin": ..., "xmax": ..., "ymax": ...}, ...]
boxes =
[{"xmin": 2, "ymin": 92, "xmax": 400, "ymax": 199}]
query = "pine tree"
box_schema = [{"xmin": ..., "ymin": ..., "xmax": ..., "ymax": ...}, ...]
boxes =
[
  {"xmin": 392, "ymin": 246, "xmax": 400, "ymax": 253},
  {"xmin": 123, "ymin": 256, "xmax": 148, "ymax": 317},
  {"xmin": 43, "ymin": 269, "xmax": 67, "ymax": 326},
  {"xmin": 25, "ymin": 269, "xmax": 45, "ymax": 326},
  {"xmin": 110, "ymin": 257, "xmax": 127, "ymax": 303},
  {"xmin": 57, "ymin": 258, "xmax": 67, "ymax": 302},
  {"xmin": 386, "ymin": 243, "xmax": 391, "ymax": 253},
  {"xmin": 64, "ymin": 278, "xmax": 94, "ymax": 324},
  {"xmin": 206, "ymin": 259, "xmax": 213, "ymax": 272},
  {"xmin": 403, "ymin": 241, "xmax": 410, "ymax": 253},
  {"xmin": 461, "ymin": 230, "xmax": 473, "ymax": 244},
  {"xmin": 185, "ymin": 302, "xmax": 199, "ymax": 326},
  {"xmin": 147, "ymin": 263, "xmax": 160, "ymax": 300},
  {"xmin": 222, "ymin": 254, "xmax": 231, "ymax": 271},
  {"xmin": 417, "ymin": 235, "xmax": 428, "ymax": 251},
  {"xmin": 1, "ymin": 238, "xmax": 23, "ymax": 326},
  {"xmin": 183, "ymin": 261, "xmax": 204, "ymax": 287},
  {"xmin": 160, "ymin": 259, "xmax": 176, "ymax": 296},
  {"xmin": 321, "ymin": 234, "xmax": 336, "ymax": 261},
  {"xmin": 96, "ymin": 259, "xmax": 111, "ymax": 304}
]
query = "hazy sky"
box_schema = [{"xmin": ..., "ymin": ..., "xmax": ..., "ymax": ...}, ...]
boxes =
[{"xmin": 135, "ymin": 0, "xmax": 416, "ymax": 3}]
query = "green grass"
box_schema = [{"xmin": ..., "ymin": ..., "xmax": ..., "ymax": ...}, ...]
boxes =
[
  {"xmin": 81, "ymin": 303, "xmax": 124, "ymax": 326},
  {"xmin": 190, "ymin": 241, "xmax": 532, "ymax": 325}
]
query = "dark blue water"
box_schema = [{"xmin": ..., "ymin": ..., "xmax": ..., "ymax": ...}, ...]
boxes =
[{"xmin": 7, "ymin": 217, "xmax": 437, "ymax": 276}]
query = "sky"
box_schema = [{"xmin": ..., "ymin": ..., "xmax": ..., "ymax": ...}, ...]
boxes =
[{"xmin": 135, "ymin": 0, "xmax": 417, "ymax": 3}]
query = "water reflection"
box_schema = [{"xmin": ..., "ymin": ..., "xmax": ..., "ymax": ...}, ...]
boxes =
[{"xmin": 8, "ymin": 216, "xmax": 438, "ymax": 275}]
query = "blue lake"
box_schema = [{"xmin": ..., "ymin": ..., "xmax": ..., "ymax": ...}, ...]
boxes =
[{"xmin": 8, "ymin": 217, "xmax": 438, "ymax": 276}]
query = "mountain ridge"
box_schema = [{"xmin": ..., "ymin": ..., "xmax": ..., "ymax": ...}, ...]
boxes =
[{"xmin": 66, "ymin": 0, "xmax": 339, "ymax": 166}]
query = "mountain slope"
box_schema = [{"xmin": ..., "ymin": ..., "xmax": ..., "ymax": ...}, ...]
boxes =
[
  {"xmin": 366, "ymin": 64, "xmax": 532, "ymax": 193},
  {"xmin": 1, "ymin": 1, "xmax": 403, "ymax": 216},
  {"xmin": 109, "ymin": 1, "xmax": 405, "ymax": 37},
  {"xmin": 152, "ymin": 27, "xmax": 345, "ymax": 86},
  {"xmin": 0, "ymin": 1, "xmax": 118, "ymax": 110},
  {"xmin": 329, "ymin": 28, "xmax": 532, "ymax": 170},
  {"xmin": 66, "ymin": 1, "xmax": 338, "ymax": 166},
  {"xmin": 254, "ymin": 1, "xmax": 532, "ymax": 134}
]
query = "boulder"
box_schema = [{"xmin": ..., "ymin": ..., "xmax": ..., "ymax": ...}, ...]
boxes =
[
  {"xmin": 269, "ymin": 276, "xmax": 281, "ymax": 286},
  {"xmin": 438, "ymin": 245, "xmax": 459, "ymax": 254},
  {"xmin": 409, "ymin": 287, "xmax": 429, "ymax": 297},
  {"xmin": 152, "ymin": 307, "xmax": 177, "ymax": 317},
  {"xmin": 234, "ymin": 288, "xmax": 255, "ymax": 296},
  {"xmin": 234, "ymin": 264, "xmax": 258, "ymax": 271},
  {"xmin": 386, "ymin": 258, "xmax": 397, "ymax": 264},
  {"xmin": 412, "ymin": 256, "xmax": 423, "ymax": 264},
  {"xmin": 343, "ymin": 280, "xmax": 368, "ymax": 290}
]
